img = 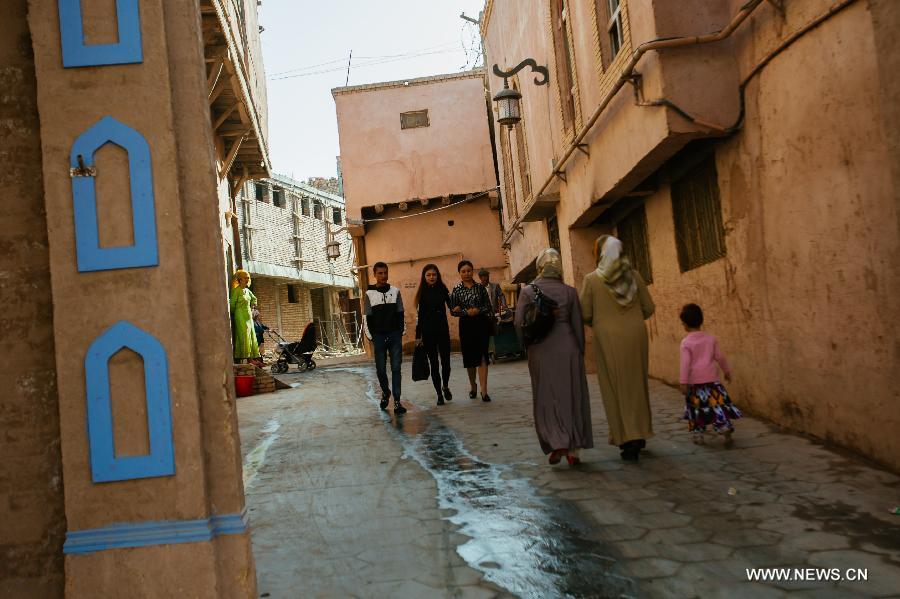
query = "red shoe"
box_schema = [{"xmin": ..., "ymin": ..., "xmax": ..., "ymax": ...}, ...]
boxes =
[
  {"xmin": 566, "ymin": 454, "xmax": 581, "ymax": 466},
  {"xmin": 548, "ymin": 449, "xmax": 568, "ymax": 465}
]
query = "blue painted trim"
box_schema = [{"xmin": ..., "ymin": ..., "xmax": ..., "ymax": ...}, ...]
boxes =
[
  {"xmin": 64, "ymin": 509, "xmax": 249, "ymax": 554},
  {"xmin": 58, "ymin": 0, "xmax": 143, "ymax": 67},
  {"xmin": 71, "ymin": 117, "xmax": 159, "ymax": 272},
  {"xmin": 85, "ymin": 321, "xmax": 174, "ymax": 483}
]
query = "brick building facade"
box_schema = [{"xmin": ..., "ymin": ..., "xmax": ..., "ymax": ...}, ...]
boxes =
[{"xmin": 237, "ymin": 174, "xmax": 357, "ymax": 349}]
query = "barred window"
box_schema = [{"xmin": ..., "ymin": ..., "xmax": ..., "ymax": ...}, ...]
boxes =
[
  {"xmin": 332, "ymin": 207, "xmax": 342, "ymax": 225},
  {"xmin": 255, "ymin": 183, "xmax": 265, "ymax": 202},
  {"xmin": 671, "ymin": 155, "xmax": 727, "ymax": 272},
  {"xmin": 617, "ymin": 205, "xmax": 652, "ymax": 283},
  {"xmin": 400, "ymin": 110, "xmax": 429, "ymax": 129},
  {"xmin": 314, "ymin": 202, "xmax": 323, "ymax": 220},
  {"xmin": 301, "ymin": 196, "xmax": 310, "ymax": 216}
]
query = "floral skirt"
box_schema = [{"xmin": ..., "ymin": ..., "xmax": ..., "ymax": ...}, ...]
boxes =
[{"xmin": 683, "ymin": 382, "xmax": 742, "ymax": 434}]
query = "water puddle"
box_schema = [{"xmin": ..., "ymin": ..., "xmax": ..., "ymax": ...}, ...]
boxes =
[
  {"xmin": 351, "ymin": 369, "xmax": 637, "ymax": 598},
  {"xmin": 243, "ymin": 417, "xmax": 280, "ymax": 490}
]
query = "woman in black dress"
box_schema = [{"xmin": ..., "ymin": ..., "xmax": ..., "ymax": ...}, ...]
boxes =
[
  {"xmin": 450, "ymin": 260, "xmax": 494, "ymax": 402},
  {"xmin": 414, "ymin": 264, "xmax": 453, "ymax": 406}
]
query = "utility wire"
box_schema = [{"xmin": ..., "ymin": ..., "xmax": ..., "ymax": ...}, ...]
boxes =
[
  {"xmin": 269, "ymin": 49, "xmax": 460, "ymax": 80},
  {"xmin": 269, "ymin": 41, "xmax": 459, "ymax": 77}
]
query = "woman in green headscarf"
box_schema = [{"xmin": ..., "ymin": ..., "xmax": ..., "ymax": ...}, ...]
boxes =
[
  {"xmin": 579, "ymin": 235, "xmax": 655, "ymax": 461},
  {"xmin": 515, "ymin": 248, "xmax": 593, "ymax": 466}
]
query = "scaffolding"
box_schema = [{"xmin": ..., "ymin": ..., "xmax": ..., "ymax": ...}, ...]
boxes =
[{"xmin": 315, "ymin": 311, "xmax": 363, "ymax": 357}]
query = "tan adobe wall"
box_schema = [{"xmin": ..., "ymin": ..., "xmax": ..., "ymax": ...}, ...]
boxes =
[
  {"xmin": 362, "ymin": 197, "xmax": 507, "ymax": 351},
  {"xmin": 639, "ymin": 2, "xmax": 899, "ymax": 472},
  {"xmin": 0, "ymin": 2, "xmax": 65, "ymax": 595},
  {"xmin": 334, "ymin": 72, "xmax": 498, "ymax": 216}
]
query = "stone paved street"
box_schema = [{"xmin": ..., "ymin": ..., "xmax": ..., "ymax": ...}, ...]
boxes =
[{"xmin": 237, "ymin": 357, "xmax": 900, "ymax": 598}]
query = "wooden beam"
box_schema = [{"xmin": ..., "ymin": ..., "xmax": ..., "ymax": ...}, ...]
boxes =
[
  {"xmin": 221, "ymin": 128, "xmax": 251, "ymax": 137},
  {"xmin": 206, "ymin": 56, "xmax": 224, "ymax": 96},
  {"xmin": 220, "ymin": 133, "xmax": 247, "ymax": 179},
  {"xmin": 208, "ymin": 76, "xmax": 227, "ymax": 105},
  {"xmin": 212, "ymin": 103, "xmax": 239, "ymax": 130},
  {"xmin": 217, "ymin": 122, "xmax": 253, "ymax": 134}
]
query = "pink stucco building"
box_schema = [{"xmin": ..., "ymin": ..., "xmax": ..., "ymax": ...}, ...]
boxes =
[
  {"xmin": 482, "ymin": 0, "xmax": 900, "ymax": 472},
  {"xmin": 333, "ymin": 70, "xmax": 506, "ymax": 349}
]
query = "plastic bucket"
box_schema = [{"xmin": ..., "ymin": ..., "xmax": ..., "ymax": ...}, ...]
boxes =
[{"xmin": 234, "ymin": 375, "xmax": 255, "ymax": 397}]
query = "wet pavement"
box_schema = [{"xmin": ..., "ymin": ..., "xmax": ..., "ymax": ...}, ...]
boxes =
[{"xmin": 237, "ymin": 356, "xmax": 900, "ymax": 598}]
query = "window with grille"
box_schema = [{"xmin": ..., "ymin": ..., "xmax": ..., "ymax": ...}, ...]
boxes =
[
  {"xmin": 671, "ymin": 155, "xmax": 727, "ymax": 272},
  {"xmin": 287, "ymin": 284, "xmax": 299, "ymax": 304},
  {"xmin": 400, "ymin": 110, "xmax": 429, "ymax": 129},
  {"xmin": 332, "ymin": 208, "xmax": 342, "ymax": 225},
  {"xmin": 551, "ymin": 0, "xmax": 578, "ymax": 132},
  {"xmin": 314, "ymin": 202, "xmax": 323, "ymax": 220},
  {"xmin": 272, "ymin": 188, "xmax": 285, "ymax": 208},
  {"xmin": 255, "ymin": 183, "xmax": 265, "ymax": 202},
  {"xmin": 617, "ymin": 205, "xmax": 652, "ymax": 283},
  {"xmin": 301, "ymin": 196, "xmax": 310, "ymax": 216}
]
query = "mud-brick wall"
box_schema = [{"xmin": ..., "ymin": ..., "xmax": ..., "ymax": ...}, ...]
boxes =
[
  {"xmin": 0, "ymin": 2, "xmax": 65, "ymax": 596},
  {"xmin": 641, "ymin": 3, "xmax": 900, "ymax": 473}
]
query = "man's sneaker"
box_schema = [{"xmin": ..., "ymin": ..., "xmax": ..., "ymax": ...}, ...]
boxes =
[
  {"xmin": 380, "ymin": 391, "xmax": 390, "ymax": 411},
  {"xmin": 393, "ymin": 399, "xmax": 407, "ymax": 415}
]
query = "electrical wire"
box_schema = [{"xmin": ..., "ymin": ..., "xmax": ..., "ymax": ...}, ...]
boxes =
[
  {"xmin": 269, "ymin": 49, "xmax": 461, "ymax": 80},
  {"xmin": 269, "ymin": 41, "xmax": 460, "ymax": 77}
]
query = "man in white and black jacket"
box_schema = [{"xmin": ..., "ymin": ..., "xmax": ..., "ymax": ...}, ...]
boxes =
[{"xmin": 364, "ymin": 262, "xmax": 407, "ymax": 414}]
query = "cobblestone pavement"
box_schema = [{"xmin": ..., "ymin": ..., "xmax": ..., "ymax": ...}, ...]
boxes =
[{"xmin": 237, "ymin": 356, "xmax": 900, "ymax": 598}]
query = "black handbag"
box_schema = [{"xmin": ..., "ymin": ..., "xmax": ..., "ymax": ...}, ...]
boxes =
[
  {"xmin": 412, "ymin": 343, "xmax": 430, "ymax": 381},
  {"xmin": 520, "ymin": 284, "xmax": 558, "ymax": 346}
]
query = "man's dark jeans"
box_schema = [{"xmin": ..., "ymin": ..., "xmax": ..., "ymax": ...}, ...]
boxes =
[{"xmin": 372, "ymin": 330, "xmax": 403, "ymax": 399}]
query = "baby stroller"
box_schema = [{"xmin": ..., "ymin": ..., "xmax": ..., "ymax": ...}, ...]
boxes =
[{"xmin": 269, "ymin": 322, "xmax": 318, "ymax": 374}]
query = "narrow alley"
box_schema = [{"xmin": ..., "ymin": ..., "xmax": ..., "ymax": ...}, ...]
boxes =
[{"xmin": 239, "ymin": 359, "xmax": 900, "ymax": 598}]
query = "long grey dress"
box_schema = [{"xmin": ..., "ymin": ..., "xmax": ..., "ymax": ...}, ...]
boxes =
[{"xmin": 515, "ymin": 277, "xmax": 594, "ymax": 454}]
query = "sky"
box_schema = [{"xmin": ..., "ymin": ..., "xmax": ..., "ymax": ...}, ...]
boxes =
[{"xmin": 257, "ymin": 1, "xmax": 487, "ymax": 182}]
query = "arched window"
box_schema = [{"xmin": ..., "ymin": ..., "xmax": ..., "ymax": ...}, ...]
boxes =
[
  {"xmin": 84, "ymin": 321, "xmax": 174, "ymax": 483},
  {"xmin": 70, "ymin": 116, "xmax": 158, "ymax": 272}
]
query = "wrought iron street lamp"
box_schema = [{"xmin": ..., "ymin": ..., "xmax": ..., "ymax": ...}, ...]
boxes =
[
  {"xmin": 325, "ymin": 224, "xmax": 351, "ymax": 260},
  {"xmin": 492, "ymin": 59, "xmax": 549, "ymax": 128}
]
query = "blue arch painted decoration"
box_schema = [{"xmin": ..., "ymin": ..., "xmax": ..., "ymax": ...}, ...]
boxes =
[
  {"xmin": 85, "ymin": 321, "xmax": 174, "ymax": 483},
  {"xmin": 58, "ymin": 0, "xmax": 143, "ymax": 67},
  {"xmin": 71, "ymin": 116, "xmax": 159, "ymax": 272}
]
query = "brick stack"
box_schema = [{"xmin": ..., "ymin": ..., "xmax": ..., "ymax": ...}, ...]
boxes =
[
  {"xmin": 252, "ymin": 366, "xmax": 277, "ymax": 395},
  {"xmin": 233, "ymin": 363, "xmax": 256, "ymax": 377}
]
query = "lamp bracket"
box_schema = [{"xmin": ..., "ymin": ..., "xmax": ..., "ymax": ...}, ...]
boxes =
[{"xmin": 492, "ymin": 59, "xmax": 549, "ymax": 86}]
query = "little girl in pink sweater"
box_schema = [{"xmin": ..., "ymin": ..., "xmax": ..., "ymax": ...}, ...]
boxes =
[{"xmin": 679, "ymin": 304, "xmax": 742, "ymax": 444}]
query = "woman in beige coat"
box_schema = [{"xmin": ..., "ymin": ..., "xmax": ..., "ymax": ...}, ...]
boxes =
[{"xmin": 579, "ymin": 235, "xmax": 655, "ymax": 461}]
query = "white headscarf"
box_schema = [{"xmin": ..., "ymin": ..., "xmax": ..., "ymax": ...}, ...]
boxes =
[
  {"xmin": 595, "ymin": 235, "xmax": 637, "ymax": 307},
  {"xmin": 536, "ymin": 248, "xmax": 563, "ymax": 279}
]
